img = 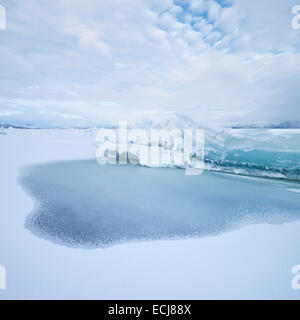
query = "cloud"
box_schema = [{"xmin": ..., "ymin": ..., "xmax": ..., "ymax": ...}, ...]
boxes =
[
  {"xmin": 0, "ymin": 0, "xmax": 299, "ymax": 127},
  {"xmin": 64, "ymin": 15, "xmax": 111, "ymax": 57},
  {"xmin": 0, "ymin": 109, "xmax": 23, "ymax": 117}
]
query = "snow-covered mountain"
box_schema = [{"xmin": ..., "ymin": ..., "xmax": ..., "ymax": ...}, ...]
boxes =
[
  {"xmin": 0, "ymin": 111, "xmax": 201, "ymax": 130},
  {"xmin": 232, "ymin": 121, "xmax": 300, "ymax": 129}
]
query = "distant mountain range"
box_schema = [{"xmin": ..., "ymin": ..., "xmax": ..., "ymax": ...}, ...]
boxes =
[
  {"xmin": 232, "ymin": 121, "xmax": 300, "ymax": 129},
  {"xmin": 0, "ymin": 113, "xmax": 199, "ymax": 130},
  {"xmin": 2, "ymin": 118, "xmax": 300, "ymax": 130}
]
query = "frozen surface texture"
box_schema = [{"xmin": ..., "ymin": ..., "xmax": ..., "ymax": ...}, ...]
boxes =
[
  {"xmin": 21, "ymin": 160, "xmax": 300, "ymax": 248},
  {"xmin": 1, "ymin": 128, "xmax": 300, "ymax": 300}
]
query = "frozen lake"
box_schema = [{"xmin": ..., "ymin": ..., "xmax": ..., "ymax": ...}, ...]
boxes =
[
  {"xmin": 1, "ymin": 128, "xmax": 300, "ymax": 299},
  {"xmin": 21, "ymin": 160, "xmax": 300, "ymax": 248}
]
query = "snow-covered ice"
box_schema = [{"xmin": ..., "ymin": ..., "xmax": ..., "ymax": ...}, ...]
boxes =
[{"xmin": 1, "ymin": 128, "xmax": 300, "ymax": 299}]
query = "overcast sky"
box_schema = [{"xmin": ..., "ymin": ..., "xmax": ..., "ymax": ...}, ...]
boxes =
[{"xmin": 0, "ymin": 0, "xmax": 299, "ymax": 127}]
